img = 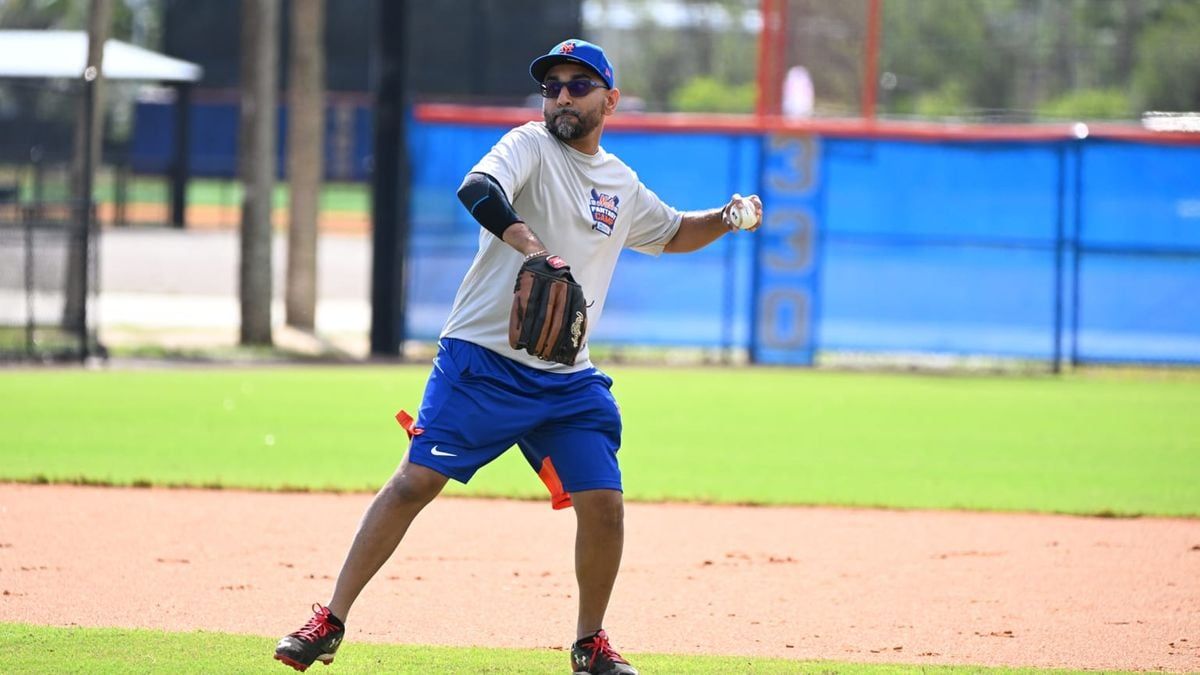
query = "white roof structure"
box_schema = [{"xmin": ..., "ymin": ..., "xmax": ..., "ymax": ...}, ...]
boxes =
[{"xmin": 0, "ymin": 30, "xmax": 202, "ymax": 82}]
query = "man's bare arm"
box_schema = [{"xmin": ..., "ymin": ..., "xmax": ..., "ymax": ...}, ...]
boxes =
[
  {"xmin": 502, "ymin": 221, "xmax": 550, "ymax": 258},
  {"xmin": 664, "ymin": 194, "xmax": 762, "ymax": 253}
]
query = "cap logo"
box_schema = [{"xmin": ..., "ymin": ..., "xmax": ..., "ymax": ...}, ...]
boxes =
[{"xmin": 532, "ymin": 40, "xmax": 613, "ymax": 89}]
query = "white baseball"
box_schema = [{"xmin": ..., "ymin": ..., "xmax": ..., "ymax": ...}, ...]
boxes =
[{"xmin": 729, "ymin": 197, "xmax": 757, "ymax": 230}]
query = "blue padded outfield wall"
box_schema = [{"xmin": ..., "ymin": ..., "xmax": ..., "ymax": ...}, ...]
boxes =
[
  {"xmin": 132, "ymin": 103, "xmax": 1200, "ymax": 365},
  {"xmin": 407, "ymin": 122, "xmax": 1200, "ymax": 366}
]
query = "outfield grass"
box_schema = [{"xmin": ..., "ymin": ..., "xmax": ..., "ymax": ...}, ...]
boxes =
[
  {"xmin": 1, "ymin": 366, "xmax": 1197, "ymax": 516},
  {"xmin": 89, "ymin": 176, "xmax": 370, "ymax": 213},
  {"xmin": 6, "ymin": 170, "xmax": 371, "ymax": 221},
  {"xmin": 0, "ymin": 624, "xmax": 1111, "ymax": 674}
]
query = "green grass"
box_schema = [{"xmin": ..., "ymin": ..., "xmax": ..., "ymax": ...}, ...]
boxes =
[
  {"xmin": 0, "ymin": 624, "xmax": 1108, "ymax": 674},
  {"xmin": 1, "ymin": 366, "xmax": 1197, "ymax": 516},
  {"xmin": 8, "ymin": 170, "xmax": 371, "ymax": 214},
  {"xmin": 89, "ymin": 176, "xmax": 370, "ymax": 212}
]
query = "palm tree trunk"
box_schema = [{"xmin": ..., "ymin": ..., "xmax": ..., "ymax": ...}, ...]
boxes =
[
  {"xmin": 63, "ymin": 0, "xmax": 112, "ymax": 345},
  {"xmin": 285, "ymin": 0, "xmax": 325, "ymax": 331},
  {"xmin": 239, "ymin": 0, "xmax": 280, "ymax": 346}
]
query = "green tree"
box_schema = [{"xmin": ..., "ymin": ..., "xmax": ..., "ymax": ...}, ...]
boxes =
[
  {"xmin": 911, "ymin": 81, "xmax": 969, "ymax": 119},
  {"xmin": 1133, "ymin": 1, "xmax": 1200, "ymax": 111},
  {"xmin": 670, "ymin": 76, "xmax": 755, "ymax": 113},
  {"xmin": 0, "ymin": 0, "xmax": 137, "ymax": 41},
  {"xmin": 586, "ymin": 0, "xmax": 757, "ymax": 112},
  {"xmin": 1037, "ymin": 88, "xmax": 1133, "ymax": 121},
  {"xmin": 597, "ymin": 0, "xmax": 1195, "ymax": 120},
  {"xmin": 877, "ymin": 0, "xmax": 1199, "ymax": 121},
  {"xmin": 787, "ymin": 0, "xmax": 876, "ymax": 115},
  {"xmin": 880, "ymin": 0, "xmax": 1018, "ymax": 119}
]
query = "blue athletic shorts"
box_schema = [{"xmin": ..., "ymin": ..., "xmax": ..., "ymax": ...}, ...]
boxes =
[{"xmin": 406, "ymin": 338, "xmax": 624, "ymax": 494}]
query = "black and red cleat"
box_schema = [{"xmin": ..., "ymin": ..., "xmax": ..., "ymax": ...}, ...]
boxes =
[
  {"xmin": 274, "ymin": 604, "xmax": 345, "ymax": 671},
  {"xmin": 571, "ymin": 629, "xmax": 638, "ymax": 675}
]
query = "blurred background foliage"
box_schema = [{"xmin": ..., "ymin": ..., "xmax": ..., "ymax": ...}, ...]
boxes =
[
  {"xmin": 669, "ymin": 75, "xmax": 756, "ymax": 113},
  {"xmin": 876, "ymin": 0, "xmax": 1200, "ymax": 121},
  {"xmin": 2, "ymin": 0, "xmax": 1198, "ymax": 119},
  {"xmin": 587, "ymin": 0, "xmax": 1200, "ymax": 120},
  {"xmin": 0, "ymin": 0, "xmax": 158, "ymax": 44},
  {"xmin": 0, "ymin": 0, "xmax": 159, "ymax": 147}
]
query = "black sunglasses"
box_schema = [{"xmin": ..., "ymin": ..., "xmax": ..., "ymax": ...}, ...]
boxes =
[{"xmin": 539, "ymin": 79, "xmax": 608, "ymax": 98}]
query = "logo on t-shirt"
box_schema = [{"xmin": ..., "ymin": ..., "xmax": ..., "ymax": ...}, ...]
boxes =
[{"xmin": 588, "ymin": 188, "xmax": 620, "ymax": 236}]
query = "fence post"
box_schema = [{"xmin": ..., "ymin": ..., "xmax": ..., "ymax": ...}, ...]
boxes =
[
  {"xmin": 1070, "ymin": 140, "xmax": 1084, "ymax": 367},
  {"xmin": 170, "ymin": 82, "xmax": 192, "ymax": 229},
  {"xmin": 1053, "ymin": 143, "xmax": 1066, "ymax": 374},
  {"xmin": 23, "ymin": 204, "xmax": 34, "ymax": 357},
  {"xmin": 748, "ymin": 133, "xmax": 766, "ymax": 362},
  {"xmin": 369, "ymin": 0, "xmax": 410, "ymax": 357},
  {"xmin": 720, "ymin": 134, "xmax": 746, "ymax": 364},
  {"xmin": 79, "ymin": 69, "xmax": 97, "ymax": 361}
]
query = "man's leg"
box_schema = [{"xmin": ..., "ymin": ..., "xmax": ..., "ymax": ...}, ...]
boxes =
[
  {"xmin": 571, "ymin": 488, "xmax": 625, "ymax": 639},
  {"xmin": 327, "ymin": 458, "xmax": 448, "ymax": 620},
  {"xmin": 514, "ymin": 366, "xmax": 637, "ymax": 674},
  {"xmin": 275, "ymin": 457, "xmax": 448, "ymax": 671}
]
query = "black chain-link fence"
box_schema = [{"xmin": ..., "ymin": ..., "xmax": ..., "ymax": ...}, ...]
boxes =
[
  {"xmin": 0, "ymin": 193, "xmax": 98, "ymax": 361},
  {"xmin": 0, "ymin": 80, "xmax": 101, "ymax": 361}
]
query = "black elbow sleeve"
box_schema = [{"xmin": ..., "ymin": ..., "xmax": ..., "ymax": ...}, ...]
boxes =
[{"xmin": 457, "ymin": 172, "xmax": 522, "ymax": 239}]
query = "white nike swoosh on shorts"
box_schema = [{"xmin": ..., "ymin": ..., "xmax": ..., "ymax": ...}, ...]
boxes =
[{"xmin": 430, "ymin": 445, "xmax": 456, "ymax": 457}]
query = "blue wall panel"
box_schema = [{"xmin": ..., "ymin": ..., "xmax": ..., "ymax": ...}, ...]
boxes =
[
  {"xmin": 820, "ymin": 241, "xmax": 1057, "ymax": 357},
  {"xmin": 1081, "ymin": 142, "xmax": 1200, "ymax": 251},
  {"xmin": 1076, "ymin": 253, "xmax": 1200, "ymax": 362},
  {"xmin": 824, "ymin": 140, "xmax": 1061, "ymax": 243}
]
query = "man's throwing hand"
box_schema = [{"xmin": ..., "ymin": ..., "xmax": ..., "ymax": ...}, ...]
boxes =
[
  {"xmin": 509, "ymin": 253, "xmax": 589, "ymax": 366},
  {"xmin": 723, "ymin": 193, "xmax": 763, "ymax": 231}
]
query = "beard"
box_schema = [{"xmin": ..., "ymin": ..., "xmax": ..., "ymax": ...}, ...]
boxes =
[{"xmin": 544, "ymin": 106, "xmax": 600, "ymax": 142}]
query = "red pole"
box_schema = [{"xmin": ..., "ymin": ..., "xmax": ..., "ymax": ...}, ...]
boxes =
[
  {"xmin": 756, "ymin": 0, "xmax": 789, "ymax": 117},
  {"xmin": 755, "ymin": 0, "xmax": 775, "ymax": 117},
  {"xmin": 774, "ymin": 0, "xmax": 788, "ymax": 116},
  {"xmin": 862, "ymin": 0, "xmax": 881, "ymax": 120}
]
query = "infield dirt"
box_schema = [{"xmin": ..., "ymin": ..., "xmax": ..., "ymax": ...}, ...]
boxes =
[{"xmin": 0, "ymin": 484, "xmax": 1197, "ymax": 671}]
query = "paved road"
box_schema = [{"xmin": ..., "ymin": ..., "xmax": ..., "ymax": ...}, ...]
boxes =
[
  {"xmin": 100, "ymin": 228, "xmax": 370, "ymax": 299},
  {"xmin": 98, "ymin": 228, "xmax": 371, "ymax": 334}
]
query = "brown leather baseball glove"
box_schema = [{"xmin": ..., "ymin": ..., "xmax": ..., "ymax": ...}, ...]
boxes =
[{"xmin": 509, "ymin": 253, "xmax": 588, "ymax": 366}]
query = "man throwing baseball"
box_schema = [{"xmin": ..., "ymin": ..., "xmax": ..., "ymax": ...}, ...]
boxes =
[{"xmin": 274, "ymin": 38, "xmax": 761, "ymax": 675}]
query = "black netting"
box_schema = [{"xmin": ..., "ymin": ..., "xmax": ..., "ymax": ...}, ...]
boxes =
[{"xmin": 0, "ymin": 178, "xmax": 99, "ymax": 360}]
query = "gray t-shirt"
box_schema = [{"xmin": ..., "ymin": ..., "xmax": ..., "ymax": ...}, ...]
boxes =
[{"xmin": 441, "ymin": 121, "xmax": 682, "ymax": 372}]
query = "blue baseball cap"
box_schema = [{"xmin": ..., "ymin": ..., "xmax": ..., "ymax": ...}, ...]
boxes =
[{"xmin": 529, "ymin": 39, "xmax": 615, "ymax": 89}]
